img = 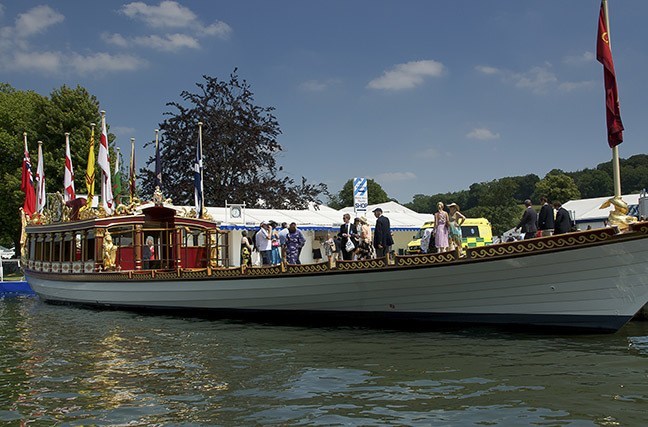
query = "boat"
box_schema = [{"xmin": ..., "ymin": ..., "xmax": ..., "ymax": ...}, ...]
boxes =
[{"xmin": 21, "ymin": 191, "xmax": 648, "ymax": 333}]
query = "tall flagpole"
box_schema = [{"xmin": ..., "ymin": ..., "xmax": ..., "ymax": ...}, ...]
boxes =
[
  {"xmin": 603, "ymin": 0, "xmax": 622, "ymax": 199},
  {"xmin": 198, "ymin": 121, "xmax": 205, "ymax": 218},
  {"xmin": 129, "ymin": 137, "xmax": 136, "ymax": 203}
]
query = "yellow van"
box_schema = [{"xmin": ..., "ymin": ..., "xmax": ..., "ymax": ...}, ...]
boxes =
[{"xmin": 406, "ymin": 218, "xmax": 493, "ymax": 254}]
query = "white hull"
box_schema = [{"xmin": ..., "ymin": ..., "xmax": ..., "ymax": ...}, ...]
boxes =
[{"xmin": 26, "ymin": 232, "xmax": 648, "ymax": 332}]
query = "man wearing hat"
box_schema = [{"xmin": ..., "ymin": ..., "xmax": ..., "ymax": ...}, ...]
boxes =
[{"xmin": 373, "ymin": 207, "xmax": 394, "ymax": 259}]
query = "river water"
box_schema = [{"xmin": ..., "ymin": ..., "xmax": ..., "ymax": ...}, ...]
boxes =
[{"xmin": 1, "ymin": 296, "xmax": 647, "ymax": 426}]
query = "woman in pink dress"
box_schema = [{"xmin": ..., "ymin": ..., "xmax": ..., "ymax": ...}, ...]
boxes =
[{"xmin": 434, "ymin": 201, "xmax": 450, "ymax": 253}]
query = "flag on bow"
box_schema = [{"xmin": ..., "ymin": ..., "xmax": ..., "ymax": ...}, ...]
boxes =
[
  {"xmin": 64, "ymin": 133, "xmax": 76, "ymax": 202},
  {"xmin": 21, "ymin": 133, "xmax": 36, "ymax": 216},
  {"xmin": 596, "ymin": 0, "xmax": 624, "ymax": 147},
  {"xmin": 129, "ymin": 138, "xmax": 136, "ymax": 203},
  {"xmin": 97, "ymin": 111, "xmax": 114, "ymax": 214}
]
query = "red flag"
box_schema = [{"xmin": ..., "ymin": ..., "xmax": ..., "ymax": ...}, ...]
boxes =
[
  {"xmin": 596, "ymin": 1, "xmax": 624, "ymax": 147},
  {"xmin": 21, "ymin": 134, "xmax": 36, "ymax": 216}
]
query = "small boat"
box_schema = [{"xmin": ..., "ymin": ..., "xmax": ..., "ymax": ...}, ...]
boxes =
[{"xmin": 22, "ymin": 196, "xmax": 648, "ymax": 333}]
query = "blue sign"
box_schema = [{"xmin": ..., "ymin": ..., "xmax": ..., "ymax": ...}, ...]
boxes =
[{"xmin": 353, "ymin": 177, "xmax": 368, "ymax": 213}]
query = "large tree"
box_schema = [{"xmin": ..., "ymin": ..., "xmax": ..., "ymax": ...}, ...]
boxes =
[
  {"xmin": 140, "ymin": 71, "xmax": 326, "ymax": 209},
  {"xmin": 0, "ymin": 83, "xmax": 107, "ymax": 250},
  {"xmin": 534, "ymin": 173, "xmax": 581, "ymax": 204}
]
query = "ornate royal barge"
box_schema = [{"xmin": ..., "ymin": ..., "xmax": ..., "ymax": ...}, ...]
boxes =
[{"xmin": 21, "ymin": 194, "xmax": 648, "ymax": 333}]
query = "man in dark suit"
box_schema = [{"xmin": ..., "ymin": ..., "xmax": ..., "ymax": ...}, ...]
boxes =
[
  {"xmin": 373, "ymin": 207, "xmax": 394, "ymax": 259},
  {"xmin": 337, "ymin": 213, "xmax": 357, "ymax": 260},
  {"xmin": 537, "ymin": 196, "xmax": 555, "ymax": 236},
  {"xmin": 516, "ymin": 199, "xmax": 538, "ymax": 240},
  {"xmin": 553, "ymin": 201, "xmax": 572, "ymax": 234}
]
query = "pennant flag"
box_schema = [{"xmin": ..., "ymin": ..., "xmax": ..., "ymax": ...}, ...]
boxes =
[
  {"xmin": 97, "ymin": 111, "xmax": 114, "ymax": 214},
  {"xmin": 35, "ymin": 141, "xmax": 46, "ymax": 213},
  {"xmin": 85, "ymin": 124, "xmax": 96, "ymax": 208},
  {"xmin": 193, "ymin": 125, "xmax": 204, "ymax": 218},
  {"xmin": 154, "ymin": 129, "xmax": 162, "ymax": 189},
  {"xmin": 21, "ymin": 133, "xmax": 36, "ymax": 216},
  {"xmin": 113, "ymin": 147, "xmax": 122, "ymax": 206},
  {"xmin": 596, "ymin": 0, "xmax": 624, "ymax": 147},
  {"xmin": 63, "ymin": 132, "xmax": 76, "ymax": 202},
  {"xmin": 129, "ymin": 137, "xmax": 136, "ymax": 203}
]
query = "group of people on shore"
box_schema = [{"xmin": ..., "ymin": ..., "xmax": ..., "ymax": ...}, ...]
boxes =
[
  {"xmin": 515, "ymin": 197, "xmax": 572, "ymax": 239},
  {"xmin": 240, "ymin": 221, "xmax": 307, "ymax": 266}
]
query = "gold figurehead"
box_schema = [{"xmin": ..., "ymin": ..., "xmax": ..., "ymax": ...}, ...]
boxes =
[{"xmin": 600, "ymin": 196, "xmax": 637, "ymax": 231}]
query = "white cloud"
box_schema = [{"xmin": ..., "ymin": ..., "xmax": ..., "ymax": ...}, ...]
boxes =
[
  {"xmin": 375, "ymin": 172, "xmax": 417, "ymax": 182},
  {"xmin": 120, "ymin": 1, "xmax": 231, "ymax": 39},
  {"xmin": 298, "ymin": 79, "xmax": 341, "ymax": 92},
  {"xmin": 368, "ymin": 60, "xmax": 445, "ymax": 90},
  {"xmin": 112, "ymin": 126, "xmax": 137, "ymax": 137},
  {"xmin": 475, "ymin": 65, "xmax": 500, "ymax": 75},
  {"xmin": 121, "ymin": 1, "xmax": 196, "ymax": 28},
  {"xmin": 199, "ymin": 21, "xmax": 232, "ymax": 39},
  {"xmin": 419, "ymin": 147, "xmax": 440, "ymax": 159},
  {"xmin": 133, "ymin": 33, "xmax": 199, "ymax": 51},
  {"xmin": 478, "ymin": 63, "xmax": 591, "ymax": 95},
  {"xmin": 563, "ymin": 51, "xmax": 595, "ymax": 65},
  {"xmin": 11, "ymin": 51, "xmax": 61, "ymax": 73},
  {"xmin": 14, "ymin": 5, "xmax": 64, "ymax": 38},
  {"xmin": 102, "ymin": 32, "xmax": 129, "ymax": 48},
  {"xmin": 69, "ymin": 52, "xmax": 148, "ymax": 74},
  {"xmin": 466, "ymin": 128, "xmax": 500, "ymax": 141},
  {"xmin": 558, "ymin": 80, "xmax": 596, "ymax": 92}
]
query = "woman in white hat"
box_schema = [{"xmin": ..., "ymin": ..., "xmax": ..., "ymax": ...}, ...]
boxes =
[{"xmin": 448, "ymin": 203, "xmax": 466, "ymax": 256}]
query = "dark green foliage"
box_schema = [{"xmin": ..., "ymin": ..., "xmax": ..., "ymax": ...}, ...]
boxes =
[{"xmin": 0, "ymin": 83, "xmax": 106, "ymax": 249}]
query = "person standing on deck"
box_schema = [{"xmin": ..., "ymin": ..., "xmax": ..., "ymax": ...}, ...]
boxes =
[
  {"xmin": 516, "ymin": 199, "xmax": 538, "ymax": 240},
  {"xmin": 537, "ymin": 196, "xmax": 555, "ymax": 236},
  {"xmin": 373, "ymin": 208, "xmax": 393, "ymax": 260}
]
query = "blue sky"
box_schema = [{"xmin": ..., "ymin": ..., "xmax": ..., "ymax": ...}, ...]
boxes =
[{"xmin": 2, "ymin": 1, "xmax": 647, "ymax": 204}]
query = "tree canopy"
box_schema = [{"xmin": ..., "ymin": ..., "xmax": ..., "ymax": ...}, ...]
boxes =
[
  {"xmin": 0, "ymin": 83, "xmax": 111, "ymax": 249},
  {"xmin": 140, "ymin": 71, "xmax": 327, "ymax": 209}
]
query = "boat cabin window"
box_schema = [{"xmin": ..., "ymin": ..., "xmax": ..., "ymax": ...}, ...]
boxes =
[
  {"xmin": 85, "ymin": 230, "xmax": 95, "ymax": 263},
  {"xmin": 53, "ymin": 233, "xmax": 62, "ymax": 262},
  {"xmin": 108, "ymin": 225, "xmax": 135, "ymax": 270},
  {"xmin": 63, "ymin": 232, "xmax": 73, "ymax": 262},
  {"xmin": 44, "ymin": 234, "xmax": 52, "ymax": 262}
]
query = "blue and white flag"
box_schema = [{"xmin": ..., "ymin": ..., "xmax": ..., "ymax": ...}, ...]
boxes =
[
  {"xmin": 193, "ymin": 132, "xmax": 204, "ymax": 218},
  {"xmin": 353, "ymin": 177, "xmax": 368, "ymax": 214}
]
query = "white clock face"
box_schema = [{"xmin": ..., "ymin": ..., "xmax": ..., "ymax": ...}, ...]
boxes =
[{"xmin": 231, "ymin": 207, "xmax": 241, "ymax": 218}]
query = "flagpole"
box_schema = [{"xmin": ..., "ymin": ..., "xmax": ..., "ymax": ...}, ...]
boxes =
[
  {"xmin": 603, "ymin": 0, "xmax": 622, "ymax": 199},
  {"xmin": 198, "ymin": 121, "xmax": 204, "ymax": 218},
  {"xmin": 130, "ymin": 137, "xmax": 136, "ymax": 203}
]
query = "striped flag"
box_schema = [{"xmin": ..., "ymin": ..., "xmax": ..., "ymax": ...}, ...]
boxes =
[
  {"xmin": 21, "ymin": 133, "xmax": 36, "ymax": 216},
  {"xmin": 35, "ymin": 141, "xmax": 46, "ymax": 213},
  {"xmin": 63, "ymin": 132, "xmax": 76, "ymax": 202},
  {"xmin": 97, "ymin": 111, "xmax": 114, "ymax": 214},
  {"xmin": 85, "ymin": 124, "xmax": 96, "ymax": 208},
  {"xmin": 194, "ymin": 124, "xmax": 204, "ymax": 218},
  {"xmin": 154, "ymin": 129, "xmax": 162, "ymax": 189}
]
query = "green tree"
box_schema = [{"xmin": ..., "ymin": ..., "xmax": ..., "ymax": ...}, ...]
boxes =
[
  {"xmin": 140, "ymin": 71, "xmax": 326, "ymax": 208},
  {"xmin": 0, "ymin": 83, "xmax": 106, "ymax": 250},
  {"xmin": 569, "ymin": 168, "xmax": 613, "ymax": 199},
  {"xmin": 463, "ymin": 178, "xmax": 520, "ymax": 235},
  {"xmin": 328, "ymin": 178, "xmax": 390, "ymax": 209},
  {"xmin": 534, "ymin": 173, "xmax": 581, "ymax": 203}
]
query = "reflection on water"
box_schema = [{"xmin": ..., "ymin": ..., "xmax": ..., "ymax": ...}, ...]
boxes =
[{"xmin": 1, "ymin": 297, "xmax": 647, "ymax": 426}]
